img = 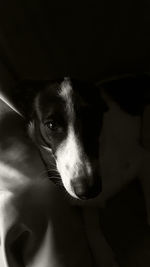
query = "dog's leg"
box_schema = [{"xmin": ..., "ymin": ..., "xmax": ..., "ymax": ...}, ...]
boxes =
[{"xmin": 82, "ymin": 207, "xmax": 120, "ymax": 267}]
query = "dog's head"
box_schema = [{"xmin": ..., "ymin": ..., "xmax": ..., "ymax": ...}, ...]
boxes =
[{"xmin": 5, "ymin": 78, "xmax": 107, "ymax": 199}]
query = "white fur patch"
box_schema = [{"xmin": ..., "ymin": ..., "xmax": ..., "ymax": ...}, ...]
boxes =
[
  {"xmin": 40, "ymin": 145, "xmax": 52, "ymax": 153},
  {"xmin": 59, "ymin": 78, "xmax": 72, "ymax": 100},
  {"xmin": 59, "ymin": 78, "xmax": 74, "ymax": 119},
  {"xmin": 56, "ymin": 126, "xmax": 92, "ymax": 198}
]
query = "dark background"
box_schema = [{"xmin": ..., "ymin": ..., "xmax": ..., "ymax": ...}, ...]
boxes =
[
  {"xmin": 0, "ymin": 0, "xmax": 150, "ymax": 83},
  {"xmin": 0, "ymin": 2, "xmax": 150, "ymax": 266}
]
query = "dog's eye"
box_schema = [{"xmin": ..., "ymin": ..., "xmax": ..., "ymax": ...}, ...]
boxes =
[{"xmin": 45, "ymin": 120, "xmax": 58, "ymax": 131}]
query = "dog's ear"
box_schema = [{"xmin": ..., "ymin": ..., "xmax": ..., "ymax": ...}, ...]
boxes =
[
  {"xmin": 99, "ymin": 75, "xmax": 150, "ymax": 115},
  {"xmin": 70, "ymin": 79, "xmax": 108, "ymax": 112},
  {"xmin": 92, "ymin": 83, "xmax": 108, "ymax": 113},
  {"xmin": 0, "ymin": 80, "xmax": 46, "ymax": 120}
]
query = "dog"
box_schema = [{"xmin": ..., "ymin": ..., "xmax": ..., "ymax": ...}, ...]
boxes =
[
  {"xmin": 2, "ymin": 75, "xmax": 150, "ymax": 267},
  {"xmin": 6, "ymin": 77, "xmax": 107, "ymax": 201}
]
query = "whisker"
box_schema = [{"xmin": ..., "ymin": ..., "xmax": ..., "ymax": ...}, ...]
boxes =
[
  {"xmin": 37, "ymin": 169, "xmax": 60, "ymax": 179},
  {"xmin": 50, "ymin": 178, "xmax": 61, "ymax": 181},
  {"xmin": 48, "ymin": 171, "xmax": 60, "ymax": 176},
  {"xmin": 47, "ymin": 163, "xmax": 57, "ymax": 168},
  {"xmin": 47, "ymin": 168, "xmax": 60, "ymax": 178},
  {"xmin": 48, "ymin": 170, "xmax": 59, "ymax": 174},
  {"xmin": 54, "ymin": 181, "xmax": 63, "ymax": 187},
  {"xmin": 49, "ymin": 177, "xmax": 63, "ymax": 187},
  {"xmin": 38, "ymin": 170, "xmax": 50, "ymax": 179}
]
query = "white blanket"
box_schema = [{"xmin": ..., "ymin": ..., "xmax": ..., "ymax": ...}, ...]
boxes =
[{"xmin": 0, "ymin": 99, "xmax": 93, "ymax": 267}]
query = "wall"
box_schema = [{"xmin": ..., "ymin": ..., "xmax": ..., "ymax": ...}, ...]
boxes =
[{"xmin": 0, "ymin": 1, "xmax": 149, "ymax": 81}]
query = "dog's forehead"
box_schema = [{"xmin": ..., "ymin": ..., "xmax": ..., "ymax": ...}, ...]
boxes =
[
  {"xmin": 35, "ymin": 78, "xmax": 100, "ymax": 120},
  {"xmin": 59, "ymin": 78, "xmax": 73, "ymax": 100},
  {"xmin": 35, "ymin": 78, "xmax": 74, "ymax": 120},
  {"xmin": 37, "ymin": 78, "xmax": 72, "ymax": 102},
  {"xmin": 38, "ymin": 78, "xmax": 98, "ymax": 105},
  {"xmin": 58, "ymin": 78, "xmax": 100, "ymax": 107}
]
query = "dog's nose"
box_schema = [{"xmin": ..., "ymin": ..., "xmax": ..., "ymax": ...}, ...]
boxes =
[{"xmin": 71, "ymin": 177, "xmax": 101, "ymax": 200}]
